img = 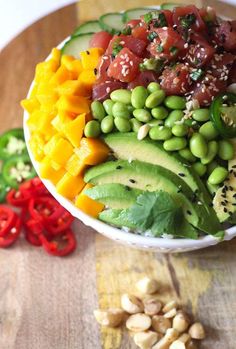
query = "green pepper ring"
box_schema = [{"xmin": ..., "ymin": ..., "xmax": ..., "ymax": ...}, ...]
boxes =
[
  {"xmin": 2, "ymin": 154, "xmax": 37, "ymax": 189},
  {"xmin": 210, "ymin": 92, "xmax": 236, "ymax": 138},
  {"xmin": 0, "ymin": 128, "xmax": 27, "ymax": 160},
  {"xmin": 0, "ymin": 175, "xmax": 8, "ymax": 203}
]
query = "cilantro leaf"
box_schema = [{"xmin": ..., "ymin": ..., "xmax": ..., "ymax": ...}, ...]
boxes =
[{"xmin": 128, "ymin": 191, "xmax": 184, "ymax": 237}]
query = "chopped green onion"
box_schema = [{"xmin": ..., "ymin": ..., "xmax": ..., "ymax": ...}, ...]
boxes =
[
  {"xmin": 121, "ymin": 26, "xmax": 132, "ymax": 35},
  {"xmin": 156, "ymin": 44, "xmax": 164, "ymax": 53},
  {"xmin": 143, "ymin": 12, "xmax": 153, "ymax": 24},
  {"xmin": 169, "ymin": 46, "xmax": 179, "ymax": 55},
  {"xmin": 147, "ymin": 31, "xmax": 158, "ymax": 41},
  {"xmin": 153, "ymin": 13, "xmax": 168, "ymax": 28},
  {"xmin": 112, "ymin": 40, "xmax": 123, "ymax": 57},
  {"xmin": 190, "ymin": 69, "xmax": 204, "ymax": 81},
  {"xmin": 180, "ymin": 13, "xmax": 196, "ymax": 29},
  {"xmin": 139, "ymin": 58, "xmax": 164, "ymax": 73}
]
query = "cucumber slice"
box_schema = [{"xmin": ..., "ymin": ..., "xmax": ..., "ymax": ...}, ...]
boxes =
[
  {"xmin": 99, "ymin": 12, "xmax": 124, "ymax": 34},
  {"xmin": 72, "ymin": 20, "xmax": 102, "ymax": 36},
  {"xmin": 122, "ymin": 7, "xmax": 157, "ymax": 23},
  {"xmin": 160, "ymin": 3, "xmax": 183, "ymax": 10},
  {"xmin": 61, "ymin": 33, "xmax": 94, "ymax": 58}
]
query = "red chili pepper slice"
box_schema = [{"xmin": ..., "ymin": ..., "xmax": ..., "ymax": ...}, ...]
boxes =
[
  {"xmin": 25, "ymin": 229, "xmax": 42, "ymax": 247},
  {"xmin": 0, "ymin": 215, "xmax": 21, "ymax": 247},
  {"xmin": 28, "ymin": 196, "xmax": 60, "ymax": 221},
  {"xmin": 24, "ymin": 217, "xmax": 44, "ymax": 236},
  {"xmin": 6, "ymin": 188, "xmax": 31, "ymax": 207},
  {"xmin": 20, "ymin": 177, "xmax": 49, "ymax": 198},
  {"xmin": 0, "ymin": 205, "xmax": 17, "ymax": 237},
  {"xmin": 45, "ymin": 211, "xmax": 74, "ymax": 235},
  {"xmin": 39, "ymin": 228, "xmax": 77, "ymax": 257}
]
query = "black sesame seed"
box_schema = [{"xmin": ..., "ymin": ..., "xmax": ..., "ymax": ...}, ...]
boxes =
[
  {"xmin": 229, "ymin": 186, "xmax": 234, "ymax": 191},
  {"xmin": 221, "ymin": 202, "xmax": 226, "ymax": 206},
  {"xmin": 178, "ymin": 173, "xmax": 185, "ymax": 177},
  {"xmin": 86, "ymin": 50, "xmax": 90, "ymax": 55},
  {"xmin": 116, "ymin": 165, "xmax": 122, "ymax": 170},
  {"xmin": 94, "ymin": 68, "xmax": 98, "ymax": 75},
  {"xmin": 233, "ymin": 193, "xmax": 236, "ymax": 198},
  {"xmin": 232, "ymin": 203, "xmax": 236, "ymax": 206},
  {"xmin": 223, "ymin": 207, "xmax": 228, "ymax": 213},
  {"xmin": 232, "ymin": 165, "xmax": 236, "ymax": 168},
  {"xmin": 187, "ymin": 210, "xmax": 192, "ymax": 215},
  {"xmin": 129, "ymin": 179, "xmax": 136, "ymax": 184}
]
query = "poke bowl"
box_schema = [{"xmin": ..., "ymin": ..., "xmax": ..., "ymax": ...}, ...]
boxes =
[{"xmin": 22, "ymin": 3, "xmax": 236, "ymax": 253}]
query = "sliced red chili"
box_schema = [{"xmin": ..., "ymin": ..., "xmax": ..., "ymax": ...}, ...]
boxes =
[
  {"xmin": 24, "ymin": 229, "xmax": 42, "ymax": 247},
  {"xmin": 39, "ymin": 229, "xmax": 77, "ymax": 257},
  {"xmin": 24, "ymin": 217, "xmax": 44, "ymax": 236},
  {"xmin": 45, "ymin": 211, "xmax": 74, "ymax": 235},
  {"xmin": 0, "ymin": 215, "xmax": 21, "ymax": 247},
  {"xmin": 0, "ymin": 205, "xmax": 17, "ymax": 237},
  {"xmin": 28, "ymin": 196, "xmax": 60, "ymax": 221},
  {"xmin": 20, "ymin": 177, "xmax": 49, "ymax": 198},
  {"xmin": 6, "ymin": 188, "xmax": 31, "ymax": 207}
]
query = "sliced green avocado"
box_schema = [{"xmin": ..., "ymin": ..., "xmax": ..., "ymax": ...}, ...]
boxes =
[
  {"xmin": 99, "ymin": 209, "xmax": 137, "ymax": 230},
  {"xmin": 213, "ymin": 140, "xmax": 236, "ymax": 222},
  {"xmin": 84, "ymin": 159, "xmax": 222, "ymax": 235},
  {"xmin": 85, "ymin": 183, "xmax": 142, "ymax": 209},
  {"xmin": 104, "ymin": 133, "xmax": 211, "ymax": 205},
  {"xmin": 99, "ymin": 209, "xmax": 198, "ymax": 239}
]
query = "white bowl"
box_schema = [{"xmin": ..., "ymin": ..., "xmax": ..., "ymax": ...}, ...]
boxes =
[{"xmin": 23, "ymin": 37, "xmax": 236, "ymax": 253}]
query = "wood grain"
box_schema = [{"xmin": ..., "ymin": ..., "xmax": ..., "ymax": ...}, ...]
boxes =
[{"xmin": 0, "ymin": 1, "xmax": 236, "ymax": 348}]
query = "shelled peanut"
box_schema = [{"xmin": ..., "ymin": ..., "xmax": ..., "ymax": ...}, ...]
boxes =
[{"xmin": 93, "ymin": 277, "xmax": 206, "ymax": 349}]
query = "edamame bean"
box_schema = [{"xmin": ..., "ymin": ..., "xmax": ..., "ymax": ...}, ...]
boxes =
[
  {"xmin": 164, "ymin": 110, "xmax": 184, "ymax": 128},
  {"xmin": 149, "ymin": 126, "xmax": 172, "ymax": 141},
  {"xmin": 130, "ymin": 118, "xmax": 142, "ymax": 133},
  {"xmin": 172, "ymin": 124, "xmax": 188, "ymax": 137},
  {"xmin": 199, "ymin": 121, "xmax": 219, "ymax": 140},
  {"xmin": 189, "ymin": 133, "xmax": 208, "ymax": 158},
  {"xmin": 148, "ymin": 120, "xmax": 164, "ymax": 127},
  {"xmin": 151, "ymin": 106, "xmax": 168, "ymax": 120},
  {"xmin": 84, "ymin": 120, "xmax": 101, "ymax": 138},
  {"xmin": 147, "ymin": 82, "xmax": 161, "ymax": 93},
  {"xmin": 207, "ymin": 160, "xmax": 218, "ymax": 175},
  {"xmin": 131, "ymin": 86, "xmax": 149, "ymax": 109},
  {"xmin": 164, "ymin": 96, "xmax": 186, "ymax": 110},
  {"xmin": 133, "ymin": 109, "xmax": 152, "ymax": 122},
  {"xmin": 103, "ymin": 99, "xmax": 114, "ymax": 116},
  {"xmin": 218, "ymin": 140, "xmax": 234, "ymax": 160},
  {"xmin": 145, "ymin": 90, "xmax": 166, "ymax": 108},
  {"xmin": 110, "ymin": 89, "xmax": 131, "ymax": 104},
  {"xmin": 114, "ymin": 118, "xmax": 131, "ymax": 133},
  {"xmin": 163, "ymin": 137, "xmax": 187, "ymax": 151},
  {"xmin": 192, "ymin": 108, "xmax": 210, "ymax": 122},
  {"xmin": 192, "ymin": 162, "xmax": 207, "ymax": 177},
  {"xmin": 208, "ymin": 166, "xmax": 228, "ymax": 185},
  {"xmin": 101, "ymin": 115, "xmax": 114, "ymax": 134},
  {"xmin": 112, "ymin": 102, "xmax": 130, "ymax": 119},
  {"xmin": 179, "ymin": 148, "xmax": 196, "ymax": 163},
  {"xmin": 184, "ymin": 119, "xmax": 199, "ymax": 130},
  {"xmin": 206, "ymin": 181, "xmax": 219, "ymax": 196},
  {"xmin": 201, "ymin": 141, "xmax": 218, "ymax": 165},
  {"xmin": 91, "ymin": 101, "xmax": 106, "ymax": 121}
]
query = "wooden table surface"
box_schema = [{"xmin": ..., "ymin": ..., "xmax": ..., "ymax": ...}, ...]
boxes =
[{"xmin": 0, "ymin": 1, "xmax": 236, "ymax": 348}]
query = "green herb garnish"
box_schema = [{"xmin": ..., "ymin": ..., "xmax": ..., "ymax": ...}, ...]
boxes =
[
  {"xmin": 170, "ymin": 46, "xmax": 179, "ymax": 55},
  {"xmin": 143, "ymin": 12, "xmax": 153, "ymax": 24},
  {"xmin": 121, "ymin": 26, "xmax": 132, "ymax": 35},
  {"xmin": 128, "ymin": 191, "xmax": 185, "ymax": 237},
  {"xmin": 180, "ymin": 13, "xmax": 196, "ymax": 29},
  {"xmin": 112, "ymin": 40, "xmax": 123, "ymax": 57},
  {"xmin": 157, "ymin": 44, "xmax": 164, "ymax": 53},
  {"xmin": 147, "ymin": 31, "xmax": 158, "ymax": 41},
  {"xmin": 153, "ymin": 13, "xmax": 168, "ymax": 28},
  {"xmin": 190, "ymin": 69, "xmax": 204, "ymax": 81}
]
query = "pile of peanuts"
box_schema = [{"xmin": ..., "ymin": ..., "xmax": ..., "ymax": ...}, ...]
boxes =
[{"xmin": 94, "ymin": 277, "xmax": 205, "ymax": 349}]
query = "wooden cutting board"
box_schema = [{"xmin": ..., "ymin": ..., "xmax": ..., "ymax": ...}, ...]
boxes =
[{"xmin": 0, "ymin": 1, "xmax": 236, "ymax": 348}]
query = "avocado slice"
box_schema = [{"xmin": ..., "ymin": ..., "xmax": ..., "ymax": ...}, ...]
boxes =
[
  {"xmin": 99, "ymin": 208, "xmax": 198, "ymax": 239},
  {"xmin": 104, "ymin": 133, "xmax": 210, "ymax": 204},
  {"xmin": 85, "ymin": 159, "xmax": 222, "ymax": 235},
  {"xmin": 213, "ymin": 140, "xmax": 236, "ymax": 222},
  {"xmin": 99, "ymin": 209, "xmax": 137, "ymax": 230},
  {"xmin": 84, "ymin": 183, "xmax": 142, "ymax": 209}
]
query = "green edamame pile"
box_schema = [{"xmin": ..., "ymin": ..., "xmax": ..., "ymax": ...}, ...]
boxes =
[{"xmin": 87, "ymin": 84, "xmax": 235, "ymax": 188}]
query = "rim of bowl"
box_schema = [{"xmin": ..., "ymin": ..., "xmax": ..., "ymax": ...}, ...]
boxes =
[{"xmin": 23, "ymin": 16, "xmax": 236, "ymax": 251}]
